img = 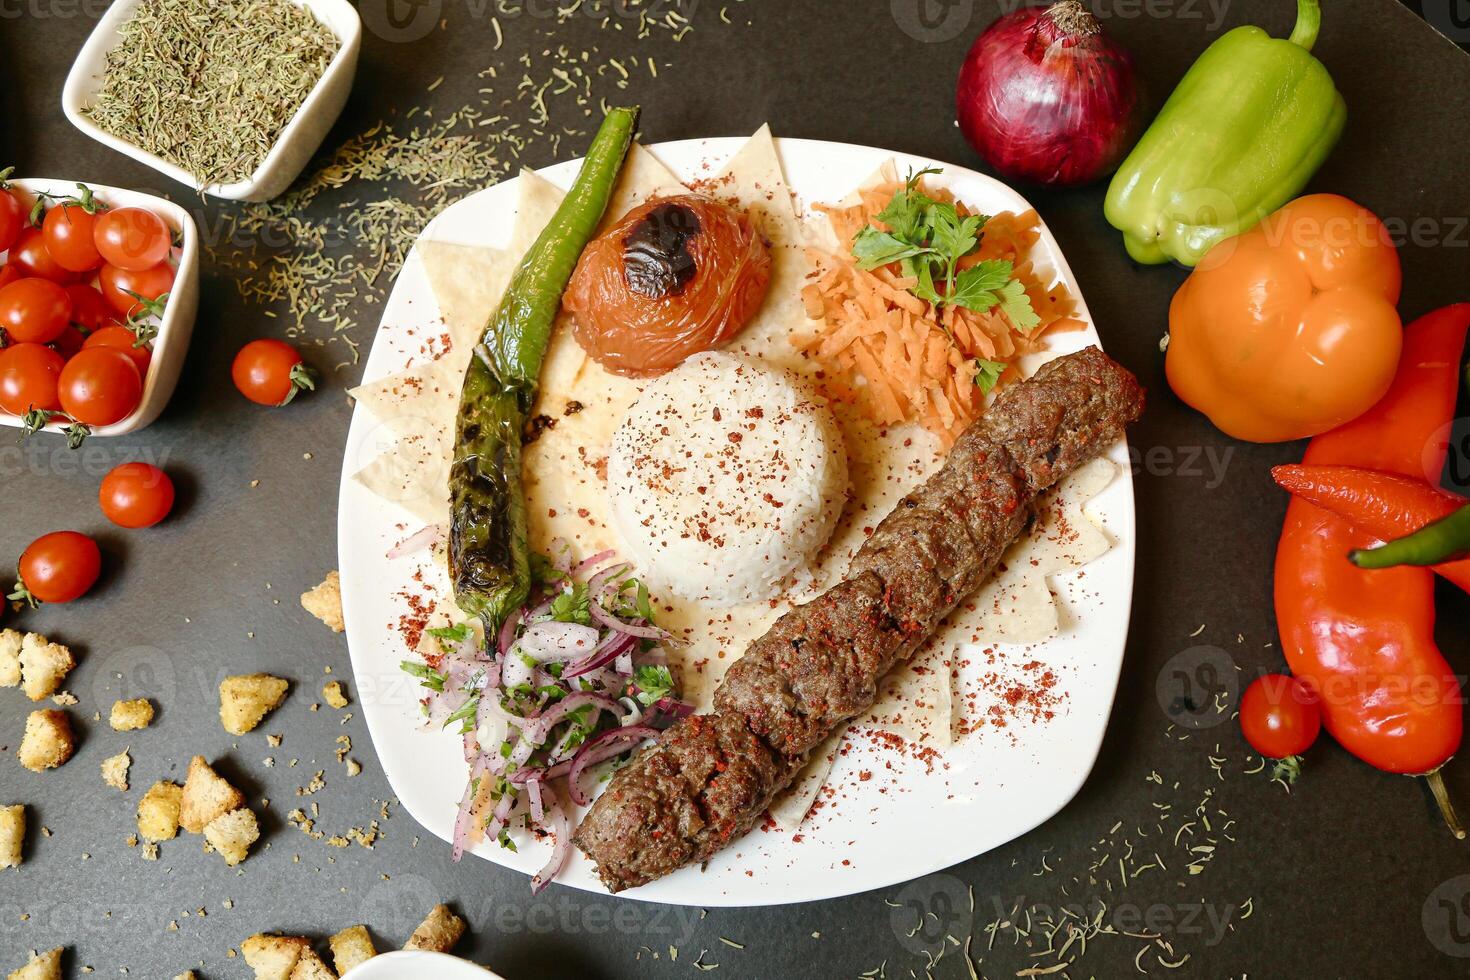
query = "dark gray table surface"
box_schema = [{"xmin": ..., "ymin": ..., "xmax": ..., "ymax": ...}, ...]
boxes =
[{"xmin": 4, "ymin": 1, "xmax": 1470, "ymax": 976}]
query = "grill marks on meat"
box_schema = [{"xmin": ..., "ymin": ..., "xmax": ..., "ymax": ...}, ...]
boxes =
[
  {"xmin": 573, "ymin": 347, "xmax": 1144, "ymax": 891},
  {"xmin": 571, "ymin": 709, "xmax": 803, "ymax": 881},
  {"xmin": 725, "ymin": 572, "xmax": 903, "ymax": 756}
]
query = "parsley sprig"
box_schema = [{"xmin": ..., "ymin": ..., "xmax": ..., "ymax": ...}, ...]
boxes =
[{"xmin": 852, "ymin": 168, "xmax": 1039, "ymax": 333}]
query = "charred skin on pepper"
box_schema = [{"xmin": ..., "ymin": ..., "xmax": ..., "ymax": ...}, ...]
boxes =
[{"xmin": 451, "ymin": 107, "xmax": 639, "ymax": 628}]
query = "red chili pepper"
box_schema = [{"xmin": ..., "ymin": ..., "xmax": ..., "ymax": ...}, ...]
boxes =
[
  {"xmin": 1274, "ymin": 304, "xmax": 1470, "ymax": 833},
  {"xmin": 1271, "ymin": 464, "xmax": 1470, "ymax": 593}
]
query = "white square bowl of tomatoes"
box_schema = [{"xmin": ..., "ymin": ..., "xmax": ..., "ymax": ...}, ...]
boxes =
[{"xmin": 0, "ymin": 175, "xmax": 198, "ymax": 442}]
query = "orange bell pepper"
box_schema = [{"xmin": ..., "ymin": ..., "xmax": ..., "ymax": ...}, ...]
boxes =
[
  {"xmin": 1167, "ymin": 194, "xmax": 1404, "ymax": 442},
  {"xmin": 1275, "ymin": 305, "xmax": 1469, "ymax": 821}
]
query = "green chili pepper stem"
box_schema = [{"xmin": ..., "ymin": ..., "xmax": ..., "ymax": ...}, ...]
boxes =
[
  {"xmin": 1350, "ymin": 502, "xmax": 1470, "ymax": 569},
  {"xmin": 1288, "ymin": 0, "xmax": 1322, "ymax": 51},
  {"xmin": 1427, "ymin": 769, "xmax": 1468, "ymax": 841}
]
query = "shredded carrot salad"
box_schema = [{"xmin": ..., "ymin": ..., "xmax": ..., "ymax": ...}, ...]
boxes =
[{"xmin": 797, "ymin": 176, "xmax": 1083, "ymax": 446}]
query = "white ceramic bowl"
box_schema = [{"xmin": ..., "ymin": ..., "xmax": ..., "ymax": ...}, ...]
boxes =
[
  {"xmin": 0, "ymin": 178, "xmax": 199, "ymax": 438},
  {"xmin": 342, "ymin": 951, "xmax": 502, "ymax": 980},
  {"xmin": 61, "ymin": 0, "xmax": 362, "ymax": 202}
]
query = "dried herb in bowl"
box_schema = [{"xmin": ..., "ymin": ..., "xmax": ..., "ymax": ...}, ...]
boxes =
[{"xmin": 81, "ymin": 0, "xmax": 340, "ymax": 188}]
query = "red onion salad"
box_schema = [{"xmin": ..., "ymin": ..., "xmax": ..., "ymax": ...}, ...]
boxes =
[
  {"xmin": 400, "ymin": 548, "xmax": 692, "ymax": 892},
  {"xmin": 955, "ymin": 0, "xmax": 1140, "ymax": 187}
]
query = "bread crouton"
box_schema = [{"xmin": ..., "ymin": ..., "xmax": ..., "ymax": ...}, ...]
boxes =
[
  {"xmin": 328, "ymin": 925, "xmax": 376, "ymax": 973},
  {"xmin": 288, "ymin": 948, "xmax": 336, "ymax": 980},
  {"xmin": 203, "ymin": 808, "xmax": 259, "ymax": 867},
  {"xmin": 242, "ymin": 934, "xmax": 309, "ymax": 980},
  {"xmin": 301, "ymin": 571, "xmax": 344, "ymax": 632},
  {"xmin": 404, "ymin": 903, "xmax": 466, "ymax": 952},
  {"xmin": 101, "ymin": 749, "xmax": 131, "ymax": 791},
  {"xmin": 179, "ymin": 756, "xmax": 245, "ymax": 834},
  {"xmin": 0, "ymin": 629, "xmax": 21, "ymax": 687},
  {"xmin": 6, "ymin": 948, "xmax": 62, "ymax": 980},
  {"xmin": 19, "ymin": 634, "xmax": 74, "ymax": 702},
  {"xmin": 18, "ymin": 710, "xmax": 74, "ymax": 772},
  {"xmin": 138, "ymin": 780, "xmax": 183, "ymax": 841},
  {"xmin": 0, "ymin": 804, "xmax": 24, "ymax": 868},
  {"xmin": 219, "ymin": 674, "xmax": 289, "ymax": 736},
  {"xmin": 175, "ymin": 973, "xmax": 199, "ymax": 980},
  {"xmin": 110, "ymin": 698, "xmax": 155, "ymax": 731},
  {"xmin": 322, "ymin": 681, "xmax": 349, "ymax": 709}
]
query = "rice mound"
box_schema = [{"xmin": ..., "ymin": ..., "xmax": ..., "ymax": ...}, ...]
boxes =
[{"xmin": 608, "ymin": 351, "xmax": 848, "ymax": 606}]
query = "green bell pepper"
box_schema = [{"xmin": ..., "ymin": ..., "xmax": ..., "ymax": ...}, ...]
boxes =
[{"xmin": 1104, "ymin": 0, "xmax": 1345, "ymax": 266}]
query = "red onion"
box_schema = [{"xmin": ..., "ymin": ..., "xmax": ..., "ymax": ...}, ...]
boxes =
[
  {"xmin": 956, "ymin": 0, "xmax": 1140, "ymax": 187},
  {"xmin": 451, "ymin": 755, "xmax": 493, "ymax": 861},
  {"xmin": 508, "ymin": 756, "xmax": 572, "ymax": 785},
  {"xmin": 524, "ymin": 691, "xmax": 625, "ymax": 744},
  {"xmin": 387, "ymin": 522, "xmax": 446, "ymax": 558},
  {"xmin": 496, "ymin": 608, "xmax": 523, "ymax": 656},
  {"xmin": 530, "ymin": 781, "xmax": 571, "ymax": 894},
  {"xmin": 649, "ymin": 696, "xmax": 695, "ymax": 727},
  {"xmin": 518, "ymin": 621, "xmax": 601, "ymax": 660},
  {"xmin": 482, "ymin": 790, "xmax": 517, "ymax": 848},
  {"xmin": 587, "ymin": 561, "xmax": 632, "ymax": 598},
  {"xmin": 573, "ymin": 548, "xmax": 616, "ymax": 576},
  {"xmin": 562, "ymin": 629, "xmax": 637, "ymax": 680},
  {"xmin": 566, "ymin": 724, "xmax": 659, "ymax": 805},
  {"xmin": 588, "ymin": 599, "xmax": 671, "ymax": 642},
  {"xmin": 526, "ymin": 774, "xmax": 546, "ymax": 824},
  {"xmin": 476, "ymin": 692, "xmax": 518, "ymax": 738}
]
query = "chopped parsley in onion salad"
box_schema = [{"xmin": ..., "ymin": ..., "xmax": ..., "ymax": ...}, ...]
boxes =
[{"xmin": 401, "ymin": 547, "xmax": 693, "ymax": 892}]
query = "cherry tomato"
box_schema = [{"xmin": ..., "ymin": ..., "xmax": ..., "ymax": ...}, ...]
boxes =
[
  {"xmin": 0, "ymin": 186, "xmax": 23, "ymax": 253},
  {"xmin": 64, "ymin": 283, "xmax": 122, "ymax": 332},
  {"xmin": 1240, "ymin": 674, "xmax": 1322, "ymax": 759},
  {"xmin": 42, "ymin": 202, "xmax": 103, "ymax": 272},
  {"xmin": 51, "ymin": 326, "xmax": 88, "ymax": 359},
  {"xmin": 99, "ymin": 462, "xmax": 175, "ymax": 529},
  {"xmin": 83, "ymin": 325, "xmax": 152, "ymax": 377},
  {"xmin": 58, "ymin": 347, "xmax": 142, "ymax": 426},
  {"xmin": 0, "ymin": 278, "xmax": 72, "ymax": 344},
  {"xmin": 0, "ymin": 343, "xmax": 65, "ymax": 416},
  {"xmin": 93, "ymin": 207, "xmax": 171, "ymax": 272},
  {"xmin": 0, "ymin": 265, "xmax": 20, "ymax": 291},
  {"xmin": 13, "ymin": 531, "xmax": 101, "ymax": 605},
  {"xmin": 98, "ymin": 261, "xmax": 173, "ymax": 318},
  {"xmin": 232, "ymin": 339, "xmax": 316, "ymax": 406},
  {"xmin": 8, "ymin": 226, "xmax": 74, "ymax": 283}
]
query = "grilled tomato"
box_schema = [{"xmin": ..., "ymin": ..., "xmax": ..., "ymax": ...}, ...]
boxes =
[{"xmin": 563, "ymin": 194, "xmax": 771, "ymax": 377}]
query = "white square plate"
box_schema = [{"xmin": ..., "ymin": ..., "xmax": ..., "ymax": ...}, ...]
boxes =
[{"xmin": 338, "ymin": 138, "xmax": 1136, "ymax": 906}]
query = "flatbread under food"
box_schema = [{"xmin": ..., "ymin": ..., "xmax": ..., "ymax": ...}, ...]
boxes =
[{"xmin": 350, "ymin": 130, "xmax": 1125, "ymax": 838}]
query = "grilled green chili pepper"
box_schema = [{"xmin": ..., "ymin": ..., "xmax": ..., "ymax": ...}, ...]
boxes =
[
  {"xmin": 1352, "ymin": 504, "xmax": 1470, "ymax": 570},
  {"xmin": 451, "ymin": 106, "xmax": 638, "ymax": 627},
  {"xmin": 1104, "ymin": 0, "xmax": 1345, "ymax": 266}
]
